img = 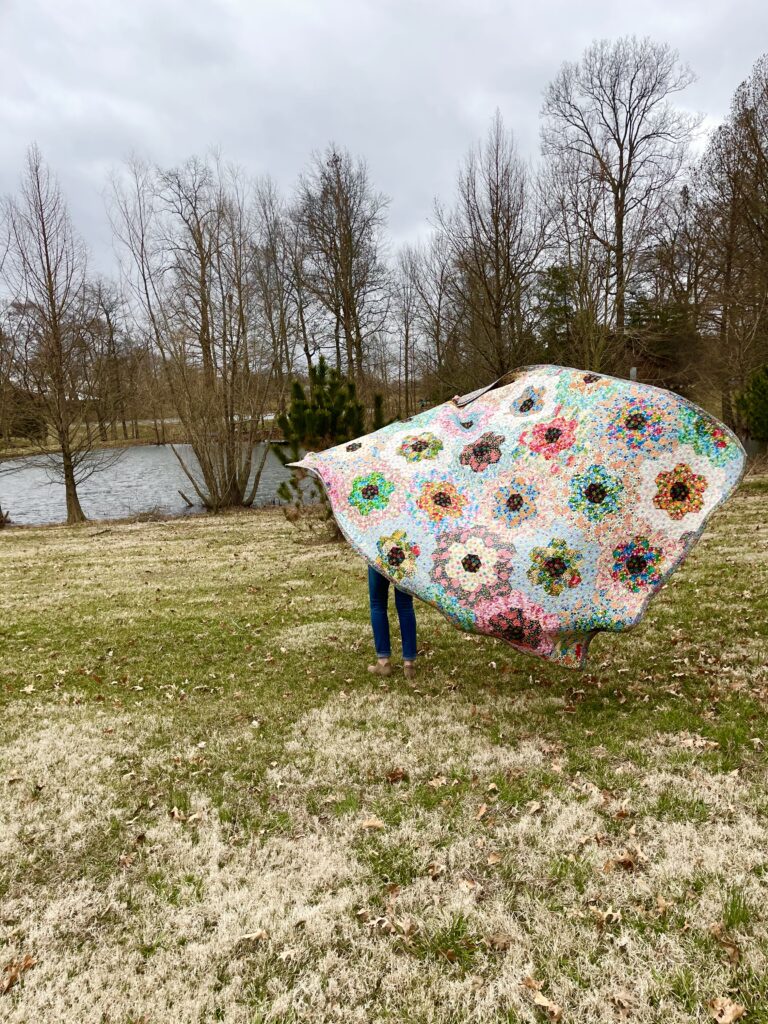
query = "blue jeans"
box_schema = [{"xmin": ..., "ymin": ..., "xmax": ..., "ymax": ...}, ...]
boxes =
[{"xmin": 368, "ymin": 565, "xmax": 417, "ymax": 661}]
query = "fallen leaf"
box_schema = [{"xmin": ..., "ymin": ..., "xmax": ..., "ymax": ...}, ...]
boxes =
[
  {"xmin": 522, "ymin": 975, "xmax": 543, "ymax": 991},
  {"xmin": 590, "ymin": 905, "xmax": 622, "ymax": 928},
  {"xmin": 679, "ymin": 732, "xmax": 719, "ymax": 750},
  {"xmin": 655, "ymin": 895, "xmax": 674, "ymax": 914},
  {"xmin": 385, "ymin": 768, "xmax": 408, "ymax": 784},
  {"xmin": 487, "ymin": 851, "xmax": 502, "ymax": 866},
  {"xmin": 360, "ymin": 817, "xmax": 385, "ymax": 830},
  {"xmin": 611, "ymin": 990, "xmax": 633, "ymax": 1017},
  {"xmin": 532, "ymin": 990, "xmax": 563, "ymax": 1021},
  {"xmin": 604, "ymin": 848, "xmax": 643, "ymax": 873},
  {"xmin": 487, "ymin": 932, "xmax": 512, "ymax": 951},
  {"xmin": 709, "ymin": 922, "xmax": 741, "ymax": 964},
  {"xmin": 1, "ymin": 954, "xmax": 37, "ymax": 995},
  {"xmin": 708, "ymin": 997, "xmax": 745, "ymax": 1022}
]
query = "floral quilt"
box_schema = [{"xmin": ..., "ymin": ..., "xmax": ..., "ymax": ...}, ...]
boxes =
[{"xmin": 290, "ymin": 365, "xmax": 746, "ymax": 668}]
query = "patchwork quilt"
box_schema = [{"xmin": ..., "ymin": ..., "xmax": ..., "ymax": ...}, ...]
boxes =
[{"xmin": 290, "ymin": 365, "xmax": 746, "ymax": 668}]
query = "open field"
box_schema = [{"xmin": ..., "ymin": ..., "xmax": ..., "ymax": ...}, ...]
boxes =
[
  {"xmin": 1, "ymin": 481, "xmax": 767, "ymax": 1023},
  {"xmin": 0, "ymin": 422, "xmax": 188, "ymax": 461}
]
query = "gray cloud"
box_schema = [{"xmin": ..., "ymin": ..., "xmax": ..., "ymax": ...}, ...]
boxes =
[{"xmin": 1, "ymin": 0, "xmax": 766, "ymax": 273}]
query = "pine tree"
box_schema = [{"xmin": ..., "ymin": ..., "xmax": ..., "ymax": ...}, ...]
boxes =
[
  {"xmin": 737, "ymin": 366, "xmax": 768, "ymax": 442},
  {"xmin": 273, "ymin": 356, "xmax": 367, "ymax": 529}
]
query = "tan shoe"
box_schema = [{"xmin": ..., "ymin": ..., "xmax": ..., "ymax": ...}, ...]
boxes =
[
  {"xmin": 403, "ymin": 660, "xmax": 416, "ymax": 679},
  {"xmin": 368, "ymin": 659, "xmax": 392, "ymax": 677}
]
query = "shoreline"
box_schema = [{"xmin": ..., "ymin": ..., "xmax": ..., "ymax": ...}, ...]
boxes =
[
  {"xmin": 0, "ymin": 501, "xmax": 293, "ymax": 532},
  {"xmin": 0, "ymin": 433, "xmax": 287, "ymax": 463},
  {"xmin": 0, "ymin": 436, "xmax": 187, "ymax": 463}
]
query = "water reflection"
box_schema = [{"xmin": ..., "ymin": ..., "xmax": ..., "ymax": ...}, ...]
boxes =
[{"xmin": 0, "ymin": 443, "xmax": 303, "ymax": 526}]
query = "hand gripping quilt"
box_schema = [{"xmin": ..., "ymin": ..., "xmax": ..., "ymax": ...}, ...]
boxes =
[{"xmin": 289, "ymin": 365, "xmax": 747, "ymax": 668}]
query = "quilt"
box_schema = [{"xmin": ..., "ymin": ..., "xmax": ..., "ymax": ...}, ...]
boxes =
[{"xmin": 289, "ymin": 365, "xmax": 746, "ymax": 668}]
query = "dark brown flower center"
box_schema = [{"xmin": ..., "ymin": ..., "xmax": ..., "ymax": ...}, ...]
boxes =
[
  {"xmin": 473, "ymin": 443, "xmax": 491, "ymax": 459},
  {"xmin": 625, "ymin": 413, "xmax": 646, "ymax": 431},
  {"xmin": 461, "ymin": 553, "xmax": 482, "ymax": 573},
  {"xmin": 491, "ymin": 610, "xmax": 542, "ymax": 648},
  {"xmin": 499, "ymin": 617, "xmax": 525, "ymax": 642},
  {"xmin": 670, "ymin": 481, "xmax": 690, "ymax": 502},
  {"xmin": 361, "ymin": 484, "xmax": 379, "ymax": 500},
  {"xmin": 346, "ymin": 442, "xmax": 362, "ymax": 452},
  {"xmin": 519, "ymin": 397, "xmax": 534, "ymax": 412},
  {"xmin": 411, "ymin": 439, "xmax": 429, "ymax": 452},
  {"xmin": 544, "ymin": 427, "xmax": 562, "ymax": 444},
  {"xmin": 544, "ymin": 556, "xmax": 567, "ymax": 578},
  {"xmin": 433, "ymin": 490, "xmax": 453, "ymax": 508},
  {"xmin": 460, "ymin": 420, "xmax": 473, "ymax": 429},
  {"xmin": 583, "ymin": 373, "xmax": 600, "ymax": 383},
  {"xmin": 626, "ymin": 554, "xmax": 647, "ymax": 575},
  {"xmin": 506, "ymin": 493, "xmax": 524, "ymax": 512},
  {"xmin": 388, "ymin": 546, "xmax": 405, "ymax": 566},
  {"xmin": 585, "ymin": 482, "xmax": 607, "ymax": 504}
]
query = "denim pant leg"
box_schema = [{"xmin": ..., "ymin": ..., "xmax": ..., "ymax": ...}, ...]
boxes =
[
  {"xmin": 394, "ymin": 586, "xmax": 417, "ymax": 661},
  {"xmin": 368, "ymin": 565, "xmax": 391, "ymax": 657}
]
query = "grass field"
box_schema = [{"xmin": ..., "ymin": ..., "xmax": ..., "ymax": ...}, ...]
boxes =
[
  {"xmin": 1, "ymin": 480, "xmax": 767, "ymax": 1023},
  {"xmin": 0, "ymin": 421, "xmax": 189, "ymax": 461}
]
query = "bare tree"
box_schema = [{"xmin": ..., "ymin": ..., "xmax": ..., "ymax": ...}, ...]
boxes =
[
  {"xmin": 111, "ymin": 154, "xmax": 277, "ymax": 510},
  {"xmin": 541, "ymin": 37, "xmax": 700, "ymax": 344},
  {"xmin": 537, "ymin": 150, "xmax": 621, "ymax": 371},
  {"xmin": 1, "ymin": 145, "xmax": 118, "ymax": 524},
  {"xmin": 294, "ymin": 145, "xmax": 389, "ymax": 389},
  {"xmin": 0, "ymin": 311, "xmax": 17, "ymax": 447},
  {"xmin": 436, "ymin": 111, "xmax": 545, "ymax": 388},
  {"xmin": 253, "ymin": 178, "xmax": 298, "ymax": 398},
  {"xmin": 392, "ymin": 246, "xmax": 420, "ymax": 416},
  {"xmin": 84, "ymin": 279, "xmax": 141, "ymax": 442},
  {"xmin": 696, "ymin": 55, "xmax": 768, "ymax": 427},
  {"xmin": 406, "ymin": 231, "xmax": 458, "ymax": 398}
]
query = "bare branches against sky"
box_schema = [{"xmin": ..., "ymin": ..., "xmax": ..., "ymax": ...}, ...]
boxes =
[{"xmin": 1, "ymin": 0, "xmax": 766, "ymax": 272}]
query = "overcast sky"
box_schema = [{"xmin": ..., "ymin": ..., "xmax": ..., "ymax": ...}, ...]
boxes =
[{"xmin": 1, "ymin": 0, "xmax": 766, "ymax": 274}]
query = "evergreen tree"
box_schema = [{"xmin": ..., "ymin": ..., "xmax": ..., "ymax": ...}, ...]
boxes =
[
  {"xmin": 737, "ymin": 365, "xmax": 768, "ymax": 442},
  {"xmin": 273, "ymin": 356, "xmax": 366, "ymax": 528},
  {"xmin": 372, "ymin": 393, "xmax": 386, "ymax": 431}
]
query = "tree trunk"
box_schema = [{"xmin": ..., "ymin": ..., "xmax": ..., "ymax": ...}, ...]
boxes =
[
  {"xmin": 62, "ymin": 447, "xmax": 86, "ymax": 524},
  {"xmin": 615, "ymin": 194, "xmax": 625, "ymax": 338}
]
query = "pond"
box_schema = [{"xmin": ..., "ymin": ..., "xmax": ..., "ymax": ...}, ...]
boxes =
[{"xmin": 0, "ymin": 443, "xmax": 308, "ymax": 527}]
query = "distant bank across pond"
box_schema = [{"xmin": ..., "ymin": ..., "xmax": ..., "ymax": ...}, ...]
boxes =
[{"xmin": 0, "ymin": 443, "xmax": 302, "ymax": 527}]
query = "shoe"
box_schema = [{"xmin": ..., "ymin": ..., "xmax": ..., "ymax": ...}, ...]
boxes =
[
  {"xmin": 403, "ymin": 661, "xmax": 416, "ymax": 679},
  {"xmin": 368, "ymin": 660, "xmax": 392, "ymax": 677}
]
